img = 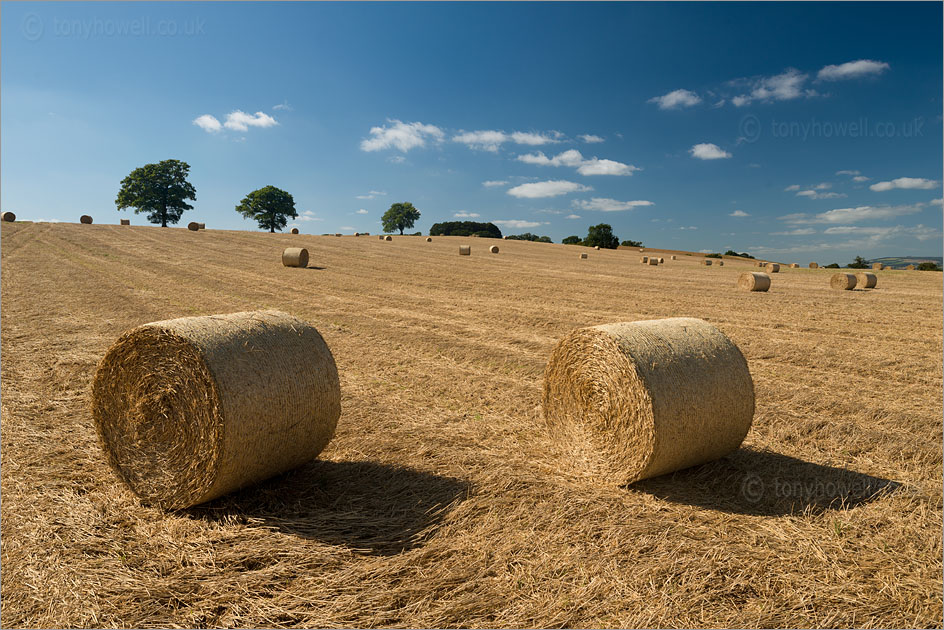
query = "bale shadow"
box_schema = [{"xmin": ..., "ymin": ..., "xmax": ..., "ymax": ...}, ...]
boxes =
[
  {"xmin": 302, "ymin": 265, "xmax": 326, "ymax": 270},
  {"xmin": 631, "ymin": 448, "xmax": 903, "ymax": 516},
  {"xmin": 187, "ymin": 460, "xmax": 469, "ymax": 555}
]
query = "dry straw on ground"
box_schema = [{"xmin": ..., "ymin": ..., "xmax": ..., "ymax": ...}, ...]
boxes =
[
  {"xmin": 90, "ymin": 310, "xmax": 341, "ymax": 509},
  {"xmin": 281, "ymin": 247, "xmax": 309, "ymax": 268},
  {"xmin": 291, "ymin": 228, "xmax": 299, "ymax": 234},
  {"xmin": 187, "ymin": 222, "xmax": 200, "ymax": 231},
  {"xmin": 766, "ymin": 263, "xmax": 780, "ymax": 273},
  {"xmin": 120, "ymin": 219, "xmax": 130, "ymax": 226},
  {"xmin": 738, "ymin": 272, "xmax": 771, "ymax": 292},
  {"xmin": 489, "ymin": 245, "xmax": 499, "ymax": 254},
  {"xmin": 810, "ymin": 262, "xmax": 819, "ymax": 269},
  {"xmin": 459, "ymin": 245, "xmax": 471, "ymax": 256},
  {"xmin": 2, "ymin": 212, "xmax": 16, "ymax": 222},
  {"xmin": 856, "ymin": 272, "xmax": 878, "ymax": 289},
  {"xmin": 831, "ymin": 273, "xmax": 858, "ymax": 290},
  {"xmin": 542, "ymin": 317, "xmax": 754, "ymax": 484},
  {"xmin": 80, "ymin": 215, "xmax": 93, "ymax": 224}
]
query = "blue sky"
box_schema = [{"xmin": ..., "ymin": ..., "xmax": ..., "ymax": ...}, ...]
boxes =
[{"xmin": 2, "ymin": 1, "xmax": 941, "ymax": 262}]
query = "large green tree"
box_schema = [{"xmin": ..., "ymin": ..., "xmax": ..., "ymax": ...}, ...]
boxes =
[
  {"xmin": 236, "ymin": 185, "xmax": 297, "ymax": 232},
  {"xmin": 115, "ymin": 159, "xmax": 196, "ymax": 227},
  {"xmin": 382, "ymin": 202, "xmax": 420, "ymax": 235},
  {"xmin": 584, "ymin": 223, "xmax": 620, "ymax": 249}
]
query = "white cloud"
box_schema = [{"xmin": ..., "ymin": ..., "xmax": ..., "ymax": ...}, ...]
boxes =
[
  {"xmin": 817, "ymin": 59, "xmax": 890, "ymax": 81},
  {"xmin": 492, "ymin": 219, "xmax": 545, "ymax": 229},
  {"xmin": 518, "ymin": 150, "xmax": 639, "ymax": 176},
  {"xmin": 506, "ymin": 180, "xmax": 591, "ymax": 198},
  {"xmin": 223, "ymin": 110, "xmax": 278, "ymax": 131},
  {"xmin": 836, "ymin": 170, "xmax": 860, "ymax": 176},
  {"xmin": 796, "ymin": 190, "xmax": 846, "ymax": 200},
  {"xmin": 355, "ymin": 209, "xmax": 369, "ymax": 215},
  {"xmin": 785, "ymin": 184, "xmax": 802, "ymax": 191},
  {"xmin": 930, "ymin": 198, "xmax": 943, "ymax": 206},
  {"xmin": 518, "ymin": 150, "xmax": 584, "ymax": 167},
  {"xmin": 452, "ymin": 130, "xmax": 509, "ymax": 152},
  {"xmin": 729, "ymin": 210, "xmax": 750, "ymax": 217},
  {"xmin": 679, "ymin": 226, "xmax": 698, "ymax": 230},
  {"xmin": 511, "ymin": 131, "xmax": 562, "ymax": 145},
  {"xmin": 731, "ymin": 68, "xmax": 812, "ymax": 106},
  {"xmin": 822, "ymin": 224, "xmax": 941, "ymax": 241},
  {"xmin": 781, "ymin": 203, "xmax": 925, "ymax": 224},
  {"xmin": 565, "ymin": 214, "xmax": 581, "ymax": 219},
  {"xmin": 579, "ymin": 134, "xmax": 604, "ymax": 143},
  {"xmin": 193, "ymin": 114, "xmax": 222, "ymax": 133},
  {"xmin": 272, "ymin": 102, "xmax": 293, "ymax": 111},
  {"xmin": 356, "ymin": 190, "xmax": 387, "ymax": 200},
  {"xmin": 770, "ymin": 228, "xmax": 817, "ymax": 236},
  {"xmin": 814, "ymin": 182, "xmax": 831, "ymax": 190},
  {"xmin": 689, "ymin": 143, "xmax": 731, "ymax": 160},
  {"xmin": 578, "ymin": 158, "xmax": 639, "ymax": 176},
  {"xmin": 870, "ymin": 177, "xmax": 939, "ymax": 191},
  {"xmin": 340, "ymin": 226, "xmax": 356, "ymax": 231},
  {"xmin": 453, "ymin": 211, "xmax": 481, "ymax": 218},
  {"xmin": 853, "ymin": 175, "xmax": 869, "ymax": 182},
  {"xmin": 572, "ymin": 198, "xmax": 654, "ymax": 212},
  {"xmin": 482, "ymin": 180, "xmax": 508, "ymax": 188},
  {"xmin": 388, "ymin": 156, "xmax": 406, "ymax": 164},
  {"xmin": 297, "ymin": 210, "xmax": 324, "ymax": 222},
  {"xmin": 361, "ymin": 119, "xmax": 444, "ymax": 152},
  {"xmin": 648, "ymin": 89, "xmax": 702, "ymax": 110}
]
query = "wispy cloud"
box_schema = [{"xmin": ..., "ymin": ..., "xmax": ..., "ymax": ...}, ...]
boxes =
[
  {"xmin": 729, "ymin": 210, "xmax": 750, "ymax": 217},
  {"xmin": 689, "ymin": 143, "xmax": 731, "ymax": 160},
  {"xmin": 223, "ymin": 110, "xmax": 278, "ymax": 131},
  {"xmin": 648, "ymin": 89, "xmax": 702, "ymax": 110},
  {"xmin": 510, "ymin": 131, "xmax": 562, "ymax": 145},
  {"xmin": 796, "ymin": 190, "xmax": 846, "ymax": 200},
  {"xmin": 361, "ymin": 119, "xmax": 444, "ymax": 152},
  {"xmin": 518, "ymin": 149, "xmax": 639, "ymax": 176},
  {"xmin": 272, "ymin": 102, "xmax": 293, "ymax": 111},
  {"xmin": 297, "ymin": 210, "xmax": 324, "ymax": 222},
  {"xmin": 770, "ymin": 228, "xmax": 817, "ymax": 236},
  {"xmin": 356, "ymin": 190, "xmax": 387, "ymax": 200},
  {"xmin": 730, "ymin": 68, "xmax": 813, "ymax": 107},
  {"xmin": 193, "ymin": 114, "xmax": 222, "ymax": 133},
  {"xmin": 506, "ymin": 180, "xmax": 591, "ymax": 198},
  {"xmin": 355, "ymin": 209, "xmax": 369, "ymax": 215},
  {"xmin": 572, "ymin": 198, "xmax": 653, "ymax": 212},
  {"xmin": 869, "ymin": 177, "xmax": 939, "ymax": 191},
  {"xmin": 482, "ymin": 180, "xmax": 508, "ymax": 188},
  {"xmin": 565, "ymin": 214, "xmax": 581, "ymax": 219},
  {"xmin": 452, "ymin": 129, "xmax": 562, "ymax": 152},
  {"xmin": 454, "ymin": 211, "xmax": 481, "ymax": 218},
  {"xmin": 578, "ymin": 134, "xmax": 604, "ymax": 143},
  {"xmin": 817, "ymin": 59, "xmax": 890, "ymax": 81},
  {"xmin": 780, "ymin": 203, "xmax": 925, "ymax": 224},
  {"xmin": 492, "ymin": 219, "xmax": 545, "ymax": 229}
]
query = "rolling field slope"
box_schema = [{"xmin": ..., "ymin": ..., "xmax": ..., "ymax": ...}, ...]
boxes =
[{"xmin": 2, "ymin": 221, "xmax": 942, "ymax": 628}]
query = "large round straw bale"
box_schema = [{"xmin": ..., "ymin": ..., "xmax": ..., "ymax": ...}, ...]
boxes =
[
  {"xmin": 658, "ymin": 257, "xmax": 665, "ymax": 264},
  {"xmin": 384, "ymin": 235, "xmax": 392, "ymax": 241},
  {"xmin": 647, "ymin": 257, "xmax": 658, "ymax": 266},
  {"xmin": 426, "ymin": 237, "xmax": 432, "ymax": 242},
  {"xmin": 459, "ymin": 245, "xmax": 471, "ymax": 256},
  {"xmin": 291, "ymin": 228, "xmax": 299, "ymax": 234},
  {"xmin": 738, "ymin": 272, "xmax": 770, "ymax": 292},
  {"xmin": 789, "ymin": 263, "xmax": 799, "ymax": 268},
  {"xmin": 542, "ymin": 318, "xmax": 754, "ymax": 484},
  {"xmin": 831, "ymin": 273, "xmax": 857, "ymax": 290},
  {"xmin": 640, "ymin": 256, "xmax": 649, "ymax": 263},
  {"xmin": 187, "ymin": 222, "xmax": 199, "ymax": 231},
  {"xmin": 120, "ymin": 219, "xmax": 130, "ymax": 226},
  {"xmin": 80, "ymin": 215, "xmax": 93, "ymax": 224},
  {"xmin": 809, "ymin": 262, "xmax": 819, "ymax": 269},
  {"xmin": 580, "ymin": 253, "xmax": 588, "ymax": 259},
  {"xmin": 871, "ymin": 262, "xmax": 883, "ymax": 270},
  {"xmin": 703, "ymin": 259, "xmax": 713, "ymax": 266},
  {"xmin": 198, "ymin": 223, "xmax": 206, "ymax": 230},
  {"xmin": 765, "ymin": 263, "xmax": 780, "ymax": 273},
  {"xmin": 489, "ymin": 245, "xmax": 499, "ymax": 254},
  {"xmin": 335, "ymin": 233, "xmax": 342, "ymax": 237},
  {"xmin": 718, "ymin": 260, "xmax": 724, "ymax": 266},
  {"xmin": 354, "ymin": 232, "xmax": 360, "ymax": 237},
  {"xmin": 906, "ymin": 264, "xmax": 915, "ymax": 270},
  {"xmin": 671, "ymin": 255, "xmax": 677, "ymax": 260},
  {"xmin": 2, "ymin": 211, "xmax": 16, "ymax": 222},
  {"xmin": 856, "ymin": 272, "xmax": 877, "ymax": 288},
  {"xmin": 594, "ymin": 246, "xmax": 601, "ymax": 250},
  {"xmin": 639, "ymin": 248, "xmax": 645, "ymax": 252},
  {"xmin": 379, "ymin": 235, "xmax": 384, "ymax": 240},
  {"xmin": 281, "ymin": 247, "xmax": 309, "ymax": 267},
  {"xmin": 91, "ymin": 310, "xmax": 340, "ymax": 509}
]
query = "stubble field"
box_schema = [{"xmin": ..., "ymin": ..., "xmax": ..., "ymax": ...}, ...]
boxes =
[{"xmin": 2, "ymin": 220, "xmax": 942, "ymax": 628}]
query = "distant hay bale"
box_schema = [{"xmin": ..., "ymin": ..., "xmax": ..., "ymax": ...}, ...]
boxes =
[
  {"xmin": 198, "ymin": 223, "xmax": 206, "ymax": 230},
  {"xmin": 384, "ymin": 235, "xmax": 392, "ymax": 241},
  {"xmin": 639, "ymin": 248, "xmax": 644, "ymax": 252},
  {"xmin": 595, "ymin": 246, "xmax": 601, "ymax": 250},
  {"xmin": 335, "ymin": 233, "xmax": 342, "ymax": 237},
  {"xmin": 671, "ymin": 255, "xmax": 677, "ymax": 260},
  {"xmin": 2, "ymin": 212, "xmax": 16, "ymax": 222},
  {"xmin": 580, "ymin": 253, "xmax": 588, "ymax": 259},
  {"xmin": 906, "ymin": 264, "xmax": 916, "ymax": 270},
  {"xmin": 379, "ymin": 235, "xmax": 385, "ymax": 240},
  {"xmin": 789, "ymin": 263, "xmax": 799, "ymax": 268},
  {"xmin": 354, "ymin": 232, "xmax": 360, "ymax": 237},
  {"xmin": 703, "ymin": 259, "xmax": 713, "ymax": 266},
  {"xmin": 765, "ymin": 263, "xmax": 780, "ymax": 273},
  {"xmin": 90, "ymin": 310, "xmax": 340, "ymax": 509},
  {"xmin": 281, "ymin": 247, "xmax": 309, "ymax": 268},
  {"xmin": 120, "ymin": 219, "xmax": 130, "ymax": 226},
  {"xmin": 640, "ymin": 256, "xmax": 649, "ymax": 263},
  {"xmin": 648, "ymin": 257, "xmax": 658, "ymax": 266},
  {"xmin": 872, "ymin": 263, "xmax": 883, "ymax": 270},
  {"xmin": 856, "ymin": 272, "xmax": 878, "ymax": 289},
  {"xmin": 80, "ymin": 215, "xmax": 93, "ymax": 224},
  {"xmin": 718, "ymin": 260, "xmax": 724, "ymax": 266},
  {"xmin": 426, "ymin": 237, "xmax": 432, "ymax": 242},
  {"xmin": 658, "ymin": 257, "xmax": 665, "ymax": 264},
  {"xmin": 831, "ymin": 273, "xmax": 857, "ymax": 290},
  {"xmin": 187, "ymin": 222, "xmax": 199, "ymax": 231},
  {"xmin": 809, "ymin": 262, "xmax": 819, "ymax": 269},
  {"xmin": 459, "ymin": 245, "xmax": 471, "ymax": 256},
  {"xmin": 489, "ymin": 245, "xmax": 499, "ymax": 254},
  {"xmin": 738, "ymin": 272, "xmax": 770, "ymax": 292},
  {"xmin": 291, "ymin": 228, "xmax": 299, "ymax": 234},
  {"xmin": 542, "ymin": 317, "xmax": 754, "ymax": 484}
]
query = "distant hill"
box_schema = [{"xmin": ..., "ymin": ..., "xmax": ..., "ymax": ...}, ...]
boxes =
[{"xmin": 870, "ymin": 256, "xmax": 943, "ymax": 269}]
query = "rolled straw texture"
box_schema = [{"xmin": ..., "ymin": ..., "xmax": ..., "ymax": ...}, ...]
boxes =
[
  {"xmin": 489, "ymin": 245, "xmax": 499, "ymax": 254},
  {"xmin": 90, "ymin": 310, "xmax": 340, "ymax": 509},
  {"xmin": 291, "ymin": 228, "xmax": 299, "ymax": 234},
  {"xmin": 80, "ymin": 215, "xmax": 93, "ymax": 224},
  {"xmin": 831, "ymin": 273, "xmax": 857, "ymax": 290},
  {"xmin": 2, "ymin": 212, "xmax": 16, "ymax": 222},
  {"xmin": 542, "ymin": 318, "xmax": 754, "ymax": 484},
  {"xmin": 809, "ymin": 262, "xmax": 819, "ymax": 269},
  {"xmin": 738, "ymin": 272, "xmax": 770, "ymax": 292},
  {"xmin": 765, "ymin": 263, "xmax": 780, "ymax": 273},
  {"xmin": 579, "ymin": 253, "xmax": 588, "ymax": 259},
  {"xmin": 187, "ymin": 222, "xmax": 199, "ymax": 231},
  {"xmin": 459, "ymin": 245, "xmax": 471, "ymax": 256},
  {"xmin": 120, "ymin": 219, "xmax": 130, "ymax": 226},
  {"xmin": 282, "ymin": 247, "xmax": 309, "ymax": 267},
  {"xmin": 856, "ymin": 272, "xmax": 877, "ymax": 289},
  {"xmin": 647, "ymin": 257, "xmax": 658, "ymax": 266}
]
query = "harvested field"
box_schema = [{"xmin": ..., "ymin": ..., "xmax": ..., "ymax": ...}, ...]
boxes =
[{"xmin": 1, "ymin": 222, "xmax": 942, "ymax": 628}]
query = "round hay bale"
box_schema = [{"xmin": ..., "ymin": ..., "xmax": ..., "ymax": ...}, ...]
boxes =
[
  {"xmin": 80, "ymin": 215, "xmax": 93, "ymax": 224},
  {"xmin": 765, "ymin": 263, "xmax": 780, "ymax": 273},
  {"xmin": 120, "ymin": 219, "xmax": 130, "ymax": 226},
  {"xmin": 906, "ymin": 264, "xmax": 916, "ymax": 270},
  {"xmin": 718, "ymin": 260, "xmax": 724, "ymax": 267},
  {"xmin": 671, "ymin": 255, "xmax": 677, "ymax": 260},
  {"xmin": 809, "ymin": 262, "xmax": 819, "ymax": 269},
  {"xmin": 335, "ymin": 233, "xmax": 342, "ymax": 237},
  {"xmin": 354, "ymin": 232, "xmax": 360, "ymax": 237},
  {"xmin": 738, "ymin": 272, "xmax": 770, "ymax": 292},
  {"xmin": 542, "ymin": 317, "xmax": 754, "ymax": 484},
  {"xmin": 856, "ymin": 272, "xmax": 877, "ymax": 289},
  {"xmin": 658, "ymin": 257, "xmax": 665, "ymax": 264},
  {"xmin": 640, "ymin": 256, "xmax": 649, "ymax": 264},
  {"xmin": 2, "ymin": 211, "xmax": 16, "ymax": 222},
  {"xmin": 647, "ymin": 257, "xmax": 658, "ymax": 266},
  {"xmin": 703, "ymin": 259, "xmax": 713, "ymax": 266},
  {"xmin": 198, "ymin": 223, "xmax": 206, "ymax": 230},
  {"xmin": 379, "ymin": 235, "xmax": 385, "ymax": 240},
  {"xmin": 489, "ymin": 245, "xmax": 499, "ymax": 254},
  {"xmin": 831, "ymin": 273, "xmax": 857, "ymax": 290},
  {"xmin": 187, "ymin": 222, "xmax": 200, "ymax": 231},
  {"xmin": 384, "ymin": 235, "xmax": 392, "ymax": 241},
  {"xmin": 90, "ymin": 310, "xmax": 340, "ymax": 509},
  {"xmin": 426, "ymin": 237, "xmax": 432, "ymax": 242},
  {"xmin": 639, "ymin": 248, "xmax": 645, "ymax": 252},
  {"xmin": 580, "ymin": 253, "xmax": 588, "ymax": 259},
  {"xmin": 459, "ymin": 245, "xmax": 471, "ymax": 256},
  {"xmin": 756, "ymin": 261, "xmax": 765, "ymax": 268},
  {"xmin": 594, "ymin": 246, "xmax": 601, "ymax": 250},
  {"xmin": 291, "ymin": 228, "xmax": 299, "ymax": 234},
  {"xmin": 871, "ymin": 262, "xmax": 883, "ymax": 270},
  {"xmin": 281, "ymin": 247, "xmax": 309, "ymax": 268},
  {"xmin": 789, "ymin": 263, "xmax": 799, "ymax": 268}
]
